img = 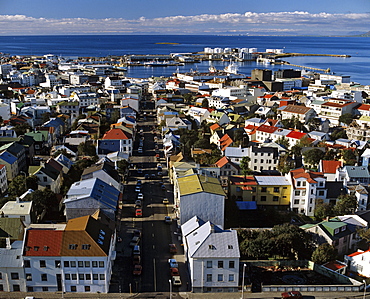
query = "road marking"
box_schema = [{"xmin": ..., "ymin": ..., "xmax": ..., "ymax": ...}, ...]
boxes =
[
  {"xmin": 152, "ymin": 233, "xmax": 154, "ymax": 238},
  {"xmin": 153, "ymin": 245, "xmax": 155, "ymax": 249},
  {"xmin": 153, "ymin": 258, "xmax": 157, "ymax": 292}
]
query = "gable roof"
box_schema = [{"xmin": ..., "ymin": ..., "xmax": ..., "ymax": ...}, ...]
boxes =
[
  {"xmin": 177, "ymin": 174, "xmax": 225, "ymax": 197},
  {"xmin": 281, "ymin": 105, "xmax": 312, "ymax": 114},
  {"xmin": 321, "ymin": 160, "xmax": 342, "ymax": 174},
  {"xmin": 24, "ymin": 228, "xmax": 63, "ymax": 256},
  {"xmin": 102, "ymin": 128, "xmax": 131, "ymax": 140}
]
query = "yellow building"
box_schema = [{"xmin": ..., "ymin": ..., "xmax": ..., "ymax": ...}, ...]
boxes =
[{"xmin": 254, "ymin": 176, "xmax": 291, "ymax": 209}]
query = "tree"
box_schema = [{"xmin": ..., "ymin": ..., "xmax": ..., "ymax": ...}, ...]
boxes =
[
  {"xmin": 77, "ymin": 142, "xmax": 97, "ymax": 157},
  {"xmin": 314, "ymin": 200, "xmax": 333, "ymax": 220},
  {"xmin": 339, "ymin": 113, "xmax": 354, "ymax": 126},
  {"xmin": 277, "ymin": 154, "xmax": 295, "ymax": 174},
  {"xmin": 302, "ymin": 148, "xmax": 325, "ymax": 167},
  {"xmin": 240, "ymin": 156, "xmax": 252, "ymax": 177},
  {"xmin": 26, "ymin": 189, "xmax": 59, "ymax": 216},
  {"xmin": 41, "ymin": 112, "xmax": 51, "ymax": 124},
  {"xmin": 276, "ymin": 136, "xmax": 290, "ymax": 149},
  {"xmin": 183, "ymin": 93, "xmax": 193, "ymax": 104},
  {"xmin": 193, "ymin": 138, "xmax": 211, "ymax": 149},
  {"xmin": 201, "ymin": 98, "xmax": 209, "ymax": 108},
  {"xmin": 307, "ymin": 118, "xmax": 322, "ymax": 131},
  {"xmin": 340, "ymin": 149, "xmax": 357, "ymax": 165},
  {"xmin": 323, "ymin": 149, "xmax": 336, "ymax": 160},
  {"xmin": 357, "ymin": 227, "xmax": 370, "ymax": 244},
  {"xmin": 117, "ymin": 159, "xmax": 129, "ymax": 176},
  {"xmin": 311, "ymin": 243, "xmax": 337, "ymax": 264},
  {"xmin": 13, "ymin": 123, "xmax": 32, "ymax": 136},
  {"xmin": 333, "ymin": 194, "xmax": 358, "ymax": 215},
  {"xmin": 330, "ymin": 128, "xmax": 347, "ymax": 140},
  {"xmin": 8, "ymin": 175, "xmax": 28, "ymax": 197}
]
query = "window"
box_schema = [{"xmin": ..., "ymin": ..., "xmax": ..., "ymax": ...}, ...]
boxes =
[
  {"xmin": 93, "ymin": 274, "xmax": 98, "ymax": 280},
  {"xmin": 55, "ymin": 260, "xmax": 61, "ymax": 268},
  {"xmin": 64, "ymin": 261, "xmax": 69, "ymax": 267},
  {"xmin": 334, "ymin": 228, "xmax": 339, "ymax": 234},
  {"xmin": 294, "ymin": 199, "xmax": 299, "ymax": 204},
  {"xmin": 297, "ymin": 181, "xmax": 301, "ymax": 187},
  {"xmin": 318, "ymin": 190, "xmax": 325, "ymax": 196},
  {"xmin": 65, "ymin": 274, "xmax": 70, "ymax": 280},
  {"xmin": 84, "ymin": 261, "xmax": 90, "ymax": 267},
  {"xmin": 260, "ymin": 196, "xmax": 266, "ymax": 201},
  {"xmin": 261, "ymin": 187, "xmax": 267, "ymax": 192},
  {"xmin": 218, "ymin": 274, "xmax": 223, "ymax": 282},
  {"xmin": 206, "ymin": 274, "xmax": 212, "ymax": 282},
  {"xmin": 24, "ymin": 260, "xmax": 30, "ymax": 268},
  {"xmin": 99, "ymin": 261, "xmax": 104, "ymax": 268},
  {"xmin": 26, "ymin": 274, "xmax": 32, "ymax": 281},
  {"xmin": 218, "ymin": 261, "xmax": 223, "ymax": 268},
  {"xmin": 41, "ymin": 274, "xmax": 47, "ymax": 281},
  {"xmin": 70, "ymin": 261, "xmax": 76, "ymax": 268},
  {"xmin": 42, "ymin": 287, "xmax": 48, "ymax": 292},
  {"xmin": 273, "ymin": 196, "xmax": 279, "ymax": 202},
  {"xmin": 302, "ymin": 190, "xmax": 306, "ymax": 196},
  {"xmin": 13, "ymin": 285, "xmax": 20, "ymax": 292},
  {"xmin": 302, "ymin": 181, "xmax": 306, "ymax": 186},
  {"xmin": 69, "ymin": 244, "xmax": 78, "ymax": 250},
  {"xmin": 92, "ymin": 261, "xmax": 98, "ymax": 268},
  {"xmin": 71, "ymin": 286, "xmax": 77, "ymax": 292},
  {"xmin": 206, "ymin": 261, "xmax": 212, "ymax": 268},
  {"xmin": 229, "ymin": 274, "xmax": 235, "ymax": 281},
  {"xmin": 82, "ymin": 244, "xmax": 90, "ymax": 250},
  {"xmin": 43, "ymin": 176, "xmax": 47, "ymax": 182},
  {"xmin": 85, "ymin": 286, "xmax": 90, "ymax": 292},
  {"xmin": 99, "ymin": 274, "xmax": 105, "ymax": 280},
  {"xmin": 0, "ymin": 273, "xmax": 2, "ymax": 279},
  {"xmin": 11, "ymin": 273, "xmax": 19, "ymax": 280},
  {"xmin": 27, "ymin": 287, "xmax": 33, "ymax": 292},
  {"xmin": 229, "ymin": 261, "xmax": 235, "ymax": 268},
  {"xmin": 274, "ymin": 187, "xmax": 279, "ymax": 193},
  {"xmin": 71, "ymin": 274, "xmax": 77, "ymax": 280},
  {"xmin": 295, "ymin": 190, "xmax": 300, "ymax": 196},
  {"xmin": 79, "ymin": 274, "xmax": 84, "ymax": 280},
  {"xmin": 78, "ymin": 261, "xmax": 84, "ymax": 267},
  {"xmin": 85, "ymin": 274, "xmax": 91, "ymax": 280},
  {"xmin": 40, "ymin": 260, "xmax": 46, "ymax": 268}
]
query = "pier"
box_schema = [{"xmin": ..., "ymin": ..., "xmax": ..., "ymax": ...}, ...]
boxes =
[{"xmin": 282, "ymin": 61, "xmax": 331, "ymax": 73}]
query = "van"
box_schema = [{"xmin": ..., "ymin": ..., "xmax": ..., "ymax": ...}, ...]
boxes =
[{"xmin": 133, "ymin": 245, "xmax": 140, "ymax": 255}]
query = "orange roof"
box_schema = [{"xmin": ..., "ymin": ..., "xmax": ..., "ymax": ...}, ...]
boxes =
[
  {"xmin": 323, "ymin": 261, "xmax": 346, "ymax": 271},
  {"xmin": 256, "ymin": 125, "xmax": 278, "ymax": 134},
  {"xmin": 102, "ymin": 128, "xmax": 130, "ymax": 140},
  {"xmin": 265, "ymin": 119, "xmax": 279, "ymax": 126},
  {"xmin": 291, "ymin": 168, "xmax": 324, "ymax": 184},
  {"xmin": 322, "ymin": 101, "xmax": 353, "ymax": 108},
  {"xmin": 24, "ymin": 229, "xmax": 63, "ymax": 256},
  {"xmin": 347, "ymin": 249, "xmax": 370, "ymax": 257},
  {"xmin": 220, "ymin": 134, "xmax": 233, "ymax": 151},
  {"xmin": 215, "ymin": 156, "xmax": 229, "ymax": 167},
  {"xmin": 286, "ymin": 131, "xmax": 307, "ymax": 140},
  {"xmin": 358, "ymin": 104, "xmax": 370, "ymax": 111},
  {"xmin": 231, "ymin": 175, "xmax": 257, "ymax": 186},
  {"xmin": 321, "ymin": 160, "xmax": 342, "ymax": 174},
  {"xmin": 210, "ymin": 123, "xmax": 220, "ymax": 131}
]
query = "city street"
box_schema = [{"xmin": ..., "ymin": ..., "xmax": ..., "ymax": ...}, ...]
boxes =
[{"xmin": 110, "ymin": 98, "xmax": 189, "ymax": 295}]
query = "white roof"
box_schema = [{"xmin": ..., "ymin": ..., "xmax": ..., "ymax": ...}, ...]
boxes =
[
  {"xmin": 254, "ymin": 176, "xmax": 290, "ymax": 185},
  {"xmin": 0, "ymin": 200, "xmax": 32, "ymax": 215},
  {"xmin": 181, "ymin": 215, "xmax": 205, "ymax": 238},
  {"xmin": 224, "ymin": 146, "xmax": 249, "ymax": 158}
]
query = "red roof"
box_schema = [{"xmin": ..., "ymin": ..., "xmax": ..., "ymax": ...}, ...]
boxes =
[
  {"xmin": 215, "ymin": 156, "xmax": 229, "ymax": 168},
  {"xmin": 358, "ymin": 104, "xmax": 370, "ymax": 111},
  {"xmin": 210, "ymin": 123, "xmax": 220, "ymax": 131},
  {"xmin": 291, "ymin": 168, "xmax": 324, "ymax": 184},
  {"xmin": 256, "ymin": 125, "xmax": 278, "ymax": 134},
  {"xmin": 102, "ymin": 128, "xmax": 130, "ymax": 140},
  {"xmin": 347, "ymin": 249, "xmax": 370, "ymax": 257},
  {"xmin": 321, "ymin": 160, "xmax": 342, "ymax": 174},
  {"xmin": 323, "ymin": 261, "xmax": 346, "ymax": 271},
  {"xmin": 24, "ymin": 229, "xmax": 63, "ymax": 256},
  {"xmin": 220, "ymin": 134, "xmax": 233, "ymax": 151},
  {"xmin": 286, "ymin": 131, "xmax": 307, "ymax": 140}
]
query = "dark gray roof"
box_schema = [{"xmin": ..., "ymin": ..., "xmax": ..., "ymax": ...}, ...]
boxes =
[{"xmin": 326, "ymin": 182, "xmax": 345, "ymax": 198}]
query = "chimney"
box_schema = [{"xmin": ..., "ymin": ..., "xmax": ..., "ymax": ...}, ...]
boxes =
[
  {"xmin": 16, "ymin": 197, "xmax": 20, "ymax": 203},
  {"xmin": 6, "ymin": 237, "xmax": 11, "ymax": 249},
  {"xmin": 210, "ymin": 224, "xmax": 215, "ymax": 233}
]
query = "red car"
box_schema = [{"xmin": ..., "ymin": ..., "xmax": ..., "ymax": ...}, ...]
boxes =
[
  {"xmin": 170, "ymin": 267, "xmax": 179, "ymax": 276},
  {"xmin": 281, "ymin": 291, "xmax": 302, "ymax": 299},
  {"xmin": 135, "ymin": 209, "xmax": 142, "ymax": 217},
  {"xmin": 133, "ymin": 264, "xmax": 142, "ymax": 275},
  {"xmin": 169, "ymin": 244, "xmax": 177, "ymax": 254}
]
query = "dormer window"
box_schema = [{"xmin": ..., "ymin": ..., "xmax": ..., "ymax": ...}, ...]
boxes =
[
  {"xmin": 341, "ymin": 226, "xmax": 346, "ymax": 232},
  {"xmin": 228, "ymin": 245, "xmax": 233, "ymax": 249},
  {"xmin": 69, "ymin": 244, "xmax": 78, "ymax": 250},
  {"xmin": 209, "ymin": 245, "xmax": 216, "ymax": 250},
  {"xmin": 334, "ymin": 228, "xmax": 339, "ymax": 234}
]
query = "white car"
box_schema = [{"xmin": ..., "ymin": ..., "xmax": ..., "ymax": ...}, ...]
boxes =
[
  {"xmin": 172, "ymin": 275, "xmax": 182, "ymax": 286},
  {"xmin": 138, "ymin": 147, "xmax": 143, "ymax": 154},
  {"xmin": 135, "ymin": 186, "xmax": 141, "ymax": 192},
  {"xmin": 137, "ymin": 193, "xmax": 144, "ymax": 200}
]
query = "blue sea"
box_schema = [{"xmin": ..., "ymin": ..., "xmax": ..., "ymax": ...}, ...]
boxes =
[{"xmin": 0, "ymin": 35, "xmax": 369, "ymax": 85}]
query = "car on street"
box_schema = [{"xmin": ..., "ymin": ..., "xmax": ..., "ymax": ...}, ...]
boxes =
[
  {"xmin": 137, "ymin": 193, "xmax": 144, "ymax": 200},
  {"xmin": 135, "ymin": 186, "xmax": 141, "ymax": 192},
  {"xmin": 133, "ymin": 264, "xmax": 142, "ymax": 275},
  {"xmin": 144, "ymin": 173, "xmax": 150, "ymax": 179},
  {"xmin": 129, "ymin": 236, "xmax": 140, "ymax": 247},
  {"xmin": 164, "ymin": 216, "xmax": 172, "ymax": 224},
  {"xmin": 117, "ymin": 237, "xmax": 122, "ymax": 243},
  {"xmin": 169, "ymin": 244, "xmax": 177, "ymax": 254},
  {"xmin": 168, "ymin": 258, "xmax": 178, "ymax": 268},
  {"xmin": 170, "ymin": 267, "xmax": 179, "ymax": 276},
  {"xmin": 135, "ymin": 208, "xmax": 142, "ymax": 217},
  {"xmin": 138, "ymin": 147, "xmax": 143, "ymax": 154},
  {"xmin": 162, "ymin": 198, "xmax": 169, "ymax": 204},
  {"xmin": 172, "ymin": 275, "xmax": 181, "ymax": 286},
  {"xmin": 137, "ymin": 169, "xmax": 143, "ymax": 174},
  {"xmin": 281, "ymin": 291, "xmax": 302, "ymax": 299},
  {"xmin": 136, "ymin": 179, "xmax": 142, "ymax": 186},
  {"xmin": 134, "ymin": 229, "xmax": 142, "ymax": 238},
  {"xmin": 158, "ymin": 171, "xmax": 163, "ymax": 177},
  {"xmin": 161, "ymin": 184, "xmax": 166, "ymax": 191},
  {"xmin": 133, "ymin": 255, "xmax": 141, "ymax": 265},
  {"xmin": 135, "ymin": 200, "xmax": 142, "ymax": 207}
]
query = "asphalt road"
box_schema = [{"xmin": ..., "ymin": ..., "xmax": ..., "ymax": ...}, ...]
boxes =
[{"xmin": 110, "ymin": 98, "xmax": 189, "ymax": 295}]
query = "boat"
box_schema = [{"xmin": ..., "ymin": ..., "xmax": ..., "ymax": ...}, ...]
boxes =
[
  {"xmin": 224, "ymin": 62, "xmax": 239, "ymax": 74},
  {"xmin": 144, "ymin": 60, "xmax": 170, "ymax": 67}
]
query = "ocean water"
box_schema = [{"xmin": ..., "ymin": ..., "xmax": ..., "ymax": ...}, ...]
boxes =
[{"xmin": 0, "ymin": 35, "xmax": 369, "ymax": 84}]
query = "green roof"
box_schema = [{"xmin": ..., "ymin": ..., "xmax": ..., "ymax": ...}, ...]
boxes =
[
  {"xmin": 24, "ymin": 131, "xmax": 46, "ymax": 142},
  {"xmin": 177, "ymin": 174, "xmax": 225, "ymax": 196}
]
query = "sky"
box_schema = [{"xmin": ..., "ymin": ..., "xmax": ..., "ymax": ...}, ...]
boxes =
[{"xmin": 0, "ymin": 0, "xmax": 369, "ymax": 35}]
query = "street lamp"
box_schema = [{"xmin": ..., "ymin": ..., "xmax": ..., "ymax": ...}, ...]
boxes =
[
  {"xmin": 363, "ymin": 279, "xmax": 367, "ymax": 299},
  {"xmin": 241, "ymin": 263, "xmax": 246, "ymax": 299},
  {"xmin": 169, "ymin": 279, "xmax": 172, "ymax": 299}
]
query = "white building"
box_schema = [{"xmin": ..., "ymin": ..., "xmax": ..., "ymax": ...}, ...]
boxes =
[
  {"xmin": 181, "ymin": 216, "xmax": 240, "ymax": 293},
  {"xmin": 345, "ymin": 249, "xmax": 370, "ymax": 278},
  {"xmin": 0, "ymin": 199, "xmax": 33, "ymax": 227}
]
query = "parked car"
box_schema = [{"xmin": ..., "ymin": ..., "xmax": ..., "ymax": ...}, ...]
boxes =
[
  {"xmin": 137, "ymin": 168, "xmax": 143, "ymax": 174},
  {"xmin": 137, "ymin": 193, "xmax": 144, "ymax": 200},
  {"xmin": 161, "ymin": 184, "xmax": 166, "ymax": 191},
  {"xmin": 164, "ymin": 216, "xmax": 172, "ymax": 224},
  {"xmin": 136, "ymin": 179, "xmax": 142, "ymax": 185},
  {"xmin": 135, "ymin": 186, "xmax": 141, "ymax": 192},
  {"xmin": 172, "ymin": 275, "xmax": 181, "ymax": 286},
  {"xmin": 144, "ymin": 173, "xmax": 150, "ymax": 179},
  {"xmin": 138, "ymin": 147, "xmax": 143, "ymax": 154},
  {"xmin": 281, "ymin": 291, "xmax": 302, "ymax": 299},
  {"xmin": 133, "ymin": 264, "xmax": 142, "ymax": 275},
  {"xmin": 135, "ymin": 208, "xmax": 142, "ymax": 217},
  {"xmin": 129, "ymin": 236, "xmax": 140, "ymax": 247},
  {"xmin": 117, "ymin": 237, "xmax": 122, "ymax": 243},
  {"xmin": 133, "ymin": 255, "xmax": 141, "ymax": 265},
  {"xmin": 168, "ymin": 258, "xmax": 178, "ymax": 268},
  {"xmin": 162, "ymin": 198, "xmax": 169, "ymax": 204},
  {"xmin": 134, "ymin": 229, "xmax": 142, "ymax": 238},
  {"xmin": 135, "ymin": 200, "xmax": 142, "ymax": 207},
  {"xmin": 170, "ymin": 267, "xmax": 179, "ymax": 276},
  {"xmin": 169, "ymin": 244, "xmax": 177, "ymax": 254}
]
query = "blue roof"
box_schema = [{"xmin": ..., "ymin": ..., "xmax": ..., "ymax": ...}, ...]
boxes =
[
  {"xmin": 236, "ymin": 201, "xmax": 257, "ymax": 210},
  {"xmin": 0, "ymin": 151, "xmax": 17, "ymax": 164},
  {"xmin": 91, "ymin": 178, "xmax": 120, "ymax": 210}
]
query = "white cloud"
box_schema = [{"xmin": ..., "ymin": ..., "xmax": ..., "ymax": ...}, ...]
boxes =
[{"xmin": 0, "ymin": 12, "xmax": 369, "ymax": 35}]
